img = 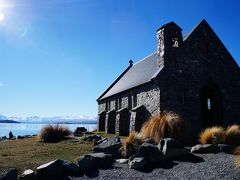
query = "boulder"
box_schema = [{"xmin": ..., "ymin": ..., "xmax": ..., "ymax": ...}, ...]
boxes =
[
  {"xmin": 19, "ymin": 169, "xmax": 37, "ymax": 180},
  {"xmin": 77, "ymin": 153, "xmax": 113, "ymax": 173},
  {"xmin": 191, "ymin": 144, "xmax": 219, "ymax": 154},
  {"xmin": 138, "ymin": 143, "xmax": 164, "ymax": 161},
  {"xmin": 37, "ymin": 159, "xmax": 64, "ymax": 179},
  {"xmin": 158, "ymin": 138, "xmax": 189, "ymax": 159},
  {"xmin": 82, "ymin": 135, "xmax": 102, "ymax": 142},
  {"xmin": 218, "ymin": 144, "xmax": 237, "ymax": 154},
  {"xmin": 74, "ymin": 127, "xmax": 87, "ymax": 136},
  {"xmin": 94, "ymin": 137, "xmax": 107, "ymax": 145},
  {"xmin": 37, "ymin": 159, "xmax": 80, "ymax": 179},
  {"xmin": 129, "ymin": 143, "xmax": 165, "ymax": 170},
  {"xmin": 17, "ymin": 136, "xmax": 24, "ymax": 140},
  {"xmin": 62, "ymin": 160, "xmax": 81, "ymax": 176},
  {"xmin": 93, "ymin": 136, "xmax": 121, "ymax": 158},
  {"xmin": 115, "ymin": 159, "xmax": 128, "ymax": 164},
  {"xmin": 1, "ymin": 168, "xmax": 17, "ymax": 180},
  {"xmin": 128, "ymin": 157, "xmax": 147, "ymax": 170}
]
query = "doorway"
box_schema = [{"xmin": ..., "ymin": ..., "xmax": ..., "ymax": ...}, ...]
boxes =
[{"xmin": 201, "ymin": 86, "xmax": 221, "ymax": 128}]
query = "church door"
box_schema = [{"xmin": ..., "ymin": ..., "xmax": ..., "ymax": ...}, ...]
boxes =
[{"xmin": 201, "ymin": 86, "xmax": 221, "ymax": 128}]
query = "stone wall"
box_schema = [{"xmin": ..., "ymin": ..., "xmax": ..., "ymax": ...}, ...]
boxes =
[{"xmin": 97, "ymin": 82, "xmax": 160, "ymax": 134}]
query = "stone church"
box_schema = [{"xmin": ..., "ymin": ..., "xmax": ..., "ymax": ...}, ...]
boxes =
[{"xmin": 97, "ymin": 20, "xmax": 240, "ymax": 136}]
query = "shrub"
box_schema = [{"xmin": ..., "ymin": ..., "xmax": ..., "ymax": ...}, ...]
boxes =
[
  {"xmin": 199, "ymin": 126, "xmax": 225, "ymax": 145},
  {"xmin": 120, "ymin": 111, "xmax": 189, "ymax": 157},
  {"xmin": 39, "ymin": 125, "xmax": 72, "ymax": 143},
  {"xmin": 225, "ymin": 125, "xmax": 240, "ymax": 146},
  {"xmin": 140, "ymin": 111, "xmax": 187, "ymax": 144},
  {"xmin": 234, "ymin": 147, "xmax": 240, "ymax": 168},
  {"xmin": 120, "ymin": 131, "xmax": 144, "ymax": 158}
]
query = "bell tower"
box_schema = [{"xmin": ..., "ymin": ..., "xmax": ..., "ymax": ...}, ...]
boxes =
[{"xmin": 157, "ymin": 22, "xmax": 183, "ymax": 67}]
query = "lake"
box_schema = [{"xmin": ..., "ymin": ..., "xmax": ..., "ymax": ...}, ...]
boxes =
[{"xmin": 0, "ymin": 123, "xmax": 97, "ymax": 137}]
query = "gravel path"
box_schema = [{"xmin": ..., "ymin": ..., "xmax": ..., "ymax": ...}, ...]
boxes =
[{"xmin": 71, "ymin": 153, "xmax": 240, "ymax": 180}]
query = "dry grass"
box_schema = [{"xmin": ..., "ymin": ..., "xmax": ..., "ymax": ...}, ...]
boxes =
[
  {"xmin": 120, "ymin": 111, "xmax": 189, "ymax": 157},
  {"xmin": 234, "ymin": 147, "xmax": 240, "ymax": 168},
  {"xmin": 120, "ymin": 131, "xmax": 144, "ymax": 158},
  {"xmin": 39, "ymin": 125, "xmax": 72, "ymax": 143},
  {"xmin": 225, "ymin": 125, "xmax": 240, "ymax": 146},
  {"xmin": 199, "ymin": 126, "xmax": 225, "ymax": 145},
  {"xmin": 0, "ymin": 137, "xmax": 93, "ymax": 176},
  {"xmin": 139, "ymin": 111, "xmax": 187, "ymax": 144}
]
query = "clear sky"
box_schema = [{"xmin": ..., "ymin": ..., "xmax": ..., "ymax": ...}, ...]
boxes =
[{"xmin": 0, "ymin": 0, "xmax": 239, "ymax": 117}]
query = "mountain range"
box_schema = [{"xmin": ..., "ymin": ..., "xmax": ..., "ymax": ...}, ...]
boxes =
[{"xmin": 0, "ymin": 115, "xmax": 97, "ymax": 124}]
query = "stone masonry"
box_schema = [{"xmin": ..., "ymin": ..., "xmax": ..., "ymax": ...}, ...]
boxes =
[{"xmin": 97, "ymin": 20, "xmax": 240, "ymax": 136}]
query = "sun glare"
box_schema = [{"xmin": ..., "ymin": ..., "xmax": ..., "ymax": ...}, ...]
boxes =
[{"xmin": 0, "ymin": 13, "xmax": 4, "ymax": 21}]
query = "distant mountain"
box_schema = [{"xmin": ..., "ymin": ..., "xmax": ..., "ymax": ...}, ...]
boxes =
[
  {"xmin": 0, "ymin": 114, "xmax": 97, "ymax": 124},
  {"xmin": 0, "ymin": 120, "xmax": 20, "ymax": 123}
]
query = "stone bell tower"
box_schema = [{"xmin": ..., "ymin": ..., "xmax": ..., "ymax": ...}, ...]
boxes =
[{"xmin": 157, "ymin": 22, "xmax": 183, "ymax": 67}]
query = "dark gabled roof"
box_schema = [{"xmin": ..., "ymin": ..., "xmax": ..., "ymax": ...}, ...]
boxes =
[
  {"xmin": 97, "ymin": 20, "xmax": 219, "ymax": 101},
  {"xmin": 97, "ymin": 52, "xmax": 162, "ymax": 100}
]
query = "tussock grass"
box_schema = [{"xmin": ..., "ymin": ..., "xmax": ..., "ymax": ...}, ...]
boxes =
[
  {"xmin": 120, "ymin": 111, "xmax": 189, "ymax": 157},
  {"xmin": 120, "ymin": 131, "xmax": 144, "ymax": 158},
  {"xmin": 39, "ymin": 125, "xmax": 72, "ymax": 143},
  {"xmin": 199, "ymin": 126, "xmax": 225, "ymax": 145},
  {"xmin": 234, "ymin": 147, "xmax": 240, "ymax": 168},
  {"xmin": 139, "ymin": 111, "xmax": 187, "ymax": 143},
  {"xmin": 225, "ymin": 125, "xmax": 240, "ymax": 146}
]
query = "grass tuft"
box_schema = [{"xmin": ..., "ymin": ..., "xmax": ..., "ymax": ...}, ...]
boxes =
[
  {"xmin": 120, "ymin": 131, "xmax": 144, "ymax": 158},
  {"xmin": 225, "ymin": 125, "xmax": 240, "ymax": 146},
  {"xmin": 120, "ymin": 111, "xmax": 189, "ymax": 157},
  {"xmin": 199, "ymin": 126, "xmax": 225, "ymax": 145},
  {"xmin": 39, "ymin": 125, "xmax": 72, "ymax": 143}
]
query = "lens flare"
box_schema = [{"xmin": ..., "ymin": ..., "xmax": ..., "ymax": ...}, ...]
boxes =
[{"xmin": 0, "ymin": 14, "xmax": 4, "ymax": 21}]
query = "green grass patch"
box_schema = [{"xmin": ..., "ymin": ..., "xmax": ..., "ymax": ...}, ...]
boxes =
[{"xmin": 0, "ymin": 137, "xmax": 93, "ymax": 176}]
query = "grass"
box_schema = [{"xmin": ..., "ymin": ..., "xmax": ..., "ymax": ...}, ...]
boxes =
[
  {"xmin": 199, "ymin": 126, "xmax": 225, "ymax": 145},
  {"xmin": 225, "ymin": 125, "xmax": 240, "ymax": 145},
  {"xmin": 0, "ymin": 137, "xmax": 93, "ymax": 176},
  {"xmin": 39, "ymin": 125, "xmax": 72, "ymax": 143}
]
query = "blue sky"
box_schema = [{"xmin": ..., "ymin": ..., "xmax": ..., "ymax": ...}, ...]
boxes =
[{"xmin": 0, "ymin": 0, "xmax": 239, "ymax": 117}]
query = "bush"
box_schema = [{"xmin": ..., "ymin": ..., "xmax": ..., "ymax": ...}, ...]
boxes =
[
  {"xmin": 225, "ymin": 125, "xmax": 240, "ymax": 146},
  {"xmin": 140, "ymin": 111, "xmax": 188, "ymax": 144},
  {"xmin": 120, "ymin": 111, "xmax": 190, "ymax": 157},
  {"xmin": 39, "ymin": 125, "xmax": 72, "ymax": 143},
  {"xmin": 199, "ymin": 126, "xmax": 225, "ymax": 145},
  {"xmin": 120, "ymin": 131, "xmax": 144, "ymax": 158}
]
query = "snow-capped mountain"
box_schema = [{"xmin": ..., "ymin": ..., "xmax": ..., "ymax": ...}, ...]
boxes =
[{"xmin": 0, "ymin": 115, "xmax": 97, "ymax": 124}]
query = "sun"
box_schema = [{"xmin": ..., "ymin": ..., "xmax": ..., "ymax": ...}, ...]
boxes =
[{"xmin": 0, "ymin": 13, "xmax": 5, "ymax": 21}]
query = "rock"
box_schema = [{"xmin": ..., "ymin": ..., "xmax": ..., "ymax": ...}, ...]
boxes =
[
  {"xmin": 158, "ymin": 138, "xmax": 189, "ymax": 159},
  {"xmin": 77, "ymin": 153, "xmax": 113, "ymax": 173},
  {"xmin": 128, "ymin": 143, "xmax": 165, "ymax": 170},
  {"xmin": 1, "ymin": 168, "xmax": 17, "ymax": 180},
  {"xmin": 94, "ymin": 137, "xmax": 107, "ymax": 145},
  {"xmin": 2, "ymin": 136, "xmax": 7, "ymax": 140},
  {"xmin": 62, "ymin": 160, "xmax": 80, "ymax": 176},
  {"xmin": 37, "ymin": 159, "xmax": 63, "ymax": 179},
  {"xmin": 19, "ymin": 169, "xmax": 37, "ymax": 180},
  {"xmin": 82, "ymin": 135, "xmax": 102, "ymax": 142},
  {"xmin": 191, "ymin": 144, "xmax": 219, "ymax": 154},
  {"xmin": 115, "ymin": 159, "xmax": 128, "ymax": 164},
  {"xmin": 138, "ymin": 143, "xmax": 164, "ymax": 161},
  {"xmin": 93, "ymin": 136, "xmax": 121, "ymax": 158},
  {"xmin": 128, "ymin": 157, "xmax": 147, "ymax": 170},
  {"xmin": 17, "ymin": 136, "xmax": 24, "ymax": 139},
  {"xmin": 218, "ymin": 144, "xmax": 237, "ymax": 154},
  {"xmin": 74, "ymin": 127, "xmax": 87, "ymax": 136},
  {"xmin": 37, "ymin": 159, "xmax": 80, "ymax": 179}
]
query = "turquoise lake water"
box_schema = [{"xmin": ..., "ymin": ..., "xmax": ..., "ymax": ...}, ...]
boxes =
[{"xmin": 0, "ymin": 123, "xmax": 97, "ymax": 137}]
